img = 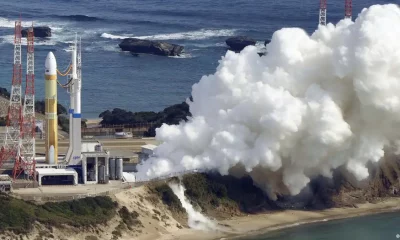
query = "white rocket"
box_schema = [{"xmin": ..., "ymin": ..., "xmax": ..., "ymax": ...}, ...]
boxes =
[{"xmin": 65, "ymin": 36, "xmax": 82, "ymax": 165}]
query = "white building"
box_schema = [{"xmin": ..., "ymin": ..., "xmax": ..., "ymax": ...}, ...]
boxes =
[{"xmin": 139, "ymin": 144, "xmax": 157, "ymax": 162}]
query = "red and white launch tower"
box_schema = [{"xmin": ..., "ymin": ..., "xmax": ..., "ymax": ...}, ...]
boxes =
[
  {"xmin": 0, "ymin": 20, "xmax": 36, "ymax": 181},
  {"xmin": 15, "ymin": 24, "xmax": 36, "ymax": 179},
  {"xmin": 3, "ymin": 20, "xmax": 23, "ymax": 174},
  {"xmin": 319, "ymin": 0, "xmax": 327, "ymax": 26},
  {"xmin": 345, "ymin": 0, "xmax": 352, "ymax": 20}
]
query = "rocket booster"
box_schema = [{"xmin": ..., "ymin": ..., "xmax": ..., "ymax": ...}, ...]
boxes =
[{"xmin": 45, "ymin": 52, "xmax": 58, "ymax": 164}]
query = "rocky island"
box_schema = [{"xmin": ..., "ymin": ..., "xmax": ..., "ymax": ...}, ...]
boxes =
[{"xmin": 119, "ymin": 38, "xmax": 184, "ymax": 56}]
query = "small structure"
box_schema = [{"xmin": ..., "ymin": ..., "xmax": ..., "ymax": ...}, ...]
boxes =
[
  {"xmin": 139, "ymin": 144, "xmax": 157, "ymax": 162},
  {"xmin": 36, "ymin": 168, "xmax": 78, "ymax": 186},
  {"xmin": 0, "ymin": 174, "xmax": 12, "ymax": 192},
  {"xmin": 122, "ymin": 172, "xmax": 136, "ymax": 183},
  {"xmin": 80, "ymin": 140, "xmax": 110, "ymax": 184}
]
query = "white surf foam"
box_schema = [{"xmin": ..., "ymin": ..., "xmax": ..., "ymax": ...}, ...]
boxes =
[
  {"xmin": 101, "ymin": 29, "xmax": 237, "ymax": 41},
  {"xmin": 0, "ymin": 32, "xmax": 74, "ymax": 46},
  {"xmin": 0, "ymin": 18, "xmax": 32, "ymax": 28},
  {"xmin": 169, "ymin": 52, "xmax": 193, "ymax": 59},
  {"xmin": 0, "ymin": 17, "xmax": 74, "ymax": 46}
]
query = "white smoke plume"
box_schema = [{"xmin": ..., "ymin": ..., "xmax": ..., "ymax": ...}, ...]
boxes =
[
  {"xmin": 138, "ymin": 4, "xmax": 400, "ymax": 196},
  {"xmin": 168, "ymin": 182, "xmax": 219, "ymax": 231}
]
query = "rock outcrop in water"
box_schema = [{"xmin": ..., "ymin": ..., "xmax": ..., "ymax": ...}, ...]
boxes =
[
  {"xmin": 21, "ymin": 26, "xmax": 51, "ymax": 38},
  {"xmin": 225, "ymin": 36, "xmax": 256, "ymax": 51},
  {"xmin": 119, "ymin": 38, "xmax": 184, "ymax": 56}
]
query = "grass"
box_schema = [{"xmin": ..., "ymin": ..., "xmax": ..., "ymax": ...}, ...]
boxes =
[
  {"xmin": 149, "ymin": 180, "xmax": 185, "ymax": 213},
  {"xmin": 118, "ymin": 206, "xmax": 142, "ymax": 230},
  {"xmin": 183, "ymin": 173, "xmax": 280, "ymax": 213},
  {"xmin": 0, "ymin": 194, "xmax": 118, "ymax": 234},
  {"xmin": 151, "ymin": 173, "xmax": 279, "ymax": 216}
]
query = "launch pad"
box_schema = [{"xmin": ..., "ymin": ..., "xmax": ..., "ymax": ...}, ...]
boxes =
[{"xmin": 0, "ymin": 20, "xmax": 157, "ymax": 191}]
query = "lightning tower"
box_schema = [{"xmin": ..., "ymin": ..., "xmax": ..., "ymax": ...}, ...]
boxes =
[
  {"xmin": 14, "ymin": 25, "xmax": 36, "ymax": 179},
  {"xmin": 319, "ymin": 0, "xmax": 327, "ymax": 26},
  {"xmin": 345, "ymin": 0, "xmax": 352, "ymax": 20},
  {"xmin": 2, "ymin": 20, "xmax": 23, "ymax": 173}
]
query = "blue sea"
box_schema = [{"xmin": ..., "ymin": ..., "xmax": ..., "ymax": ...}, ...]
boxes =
[
  {"xmin": 239, "ymin": 211, "xmax": 400, "ymax": 240},
  {"xmin": 0, "ymin": 0, "xmax": 392, "ymax": 118}
]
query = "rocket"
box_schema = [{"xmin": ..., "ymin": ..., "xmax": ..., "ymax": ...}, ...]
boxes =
[{"xmin": 45, "ymin": 52, "xmax": 58, "ymax": 164}]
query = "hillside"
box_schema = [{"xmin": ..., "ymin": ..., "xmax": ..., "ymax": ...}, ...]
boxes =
[
  {"xmin": 148, "ymin": 154, "xmax": 400, "ymax": 220},
  {"xmin": 0, "ymin": 154, "xmax": 400, "ymax": 240}
]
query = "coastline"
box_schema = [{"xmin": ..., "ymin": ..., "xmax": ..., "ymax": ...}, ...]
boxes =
[{"xmin": 159, "ymin": 198, "xmax": 400, "ymax": 240}]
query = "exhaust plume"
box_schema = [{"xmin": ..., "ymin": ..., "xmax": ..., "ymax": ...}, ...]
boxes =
[
  {"xmin": 169, "ymin": 182, "xmax": 219, "ymax": 231},
  {"xmin": 138, "ymin": 4, "xmax": 400, "ymax": 196}
]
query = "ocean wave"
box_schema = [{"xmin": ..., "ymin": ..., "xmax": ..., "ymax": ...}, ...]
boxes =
[
  {"xmin": 101, "ymin": 33, "xmax": 126, "ymax": 40},
  {"xmin": 0, "ymin": 32, "xmax": 73, "ymax": 46},
  {"xmin": 169, "ymin": 53, "xmax": 193, "ymax": 59},
  {"xmin": 0, "ymin": 18, "xmax": 33, "ymax": 28},
  {"xmin": 101, "ymin": 29, "xmax": 237, "ymax": 41},
  {"xmin": 0, "ymin": 17, "xmax": 68, "ymax": 39},
  {"xmin": 51, "ymin": 14, "xmax": 100, "ymax": 22},
  {"xmin": 188, "ymin": 43, "xmax": 226, "ymax": 48}
]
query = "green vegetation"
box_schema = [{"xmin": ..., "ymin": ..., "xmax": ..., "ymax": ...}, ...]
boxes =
[
  {"xmin": 149, "ymin": 179, "xmax": 185, "ymax": 213},
  {"xmin": 152, "ymin": 173, "xmax": 279, "ymax": 216},
  {"xmin": 0, "ymin": 87, "xmax": 10, "ymax": 99},
  {"xmin": 99, "ymin": 99, "xmax": 192, "ymax": 137},
  {"xmin": 112, "ymin": 207, "xmax": 142, "ymax": 240},
  {"xmin": 118, "ymin": 206, "xmax": 142, "ymax": 230},
  {"xmin": 58, "ymin": 116, "xmax": 87, "ymax": 133},
  {"xmin": 0, "ymin": 194, "xmax": 117, "ymax": 234},
  {"xmin": 182, "ymin": 173, "xmax": 278, "ymax": 213}
]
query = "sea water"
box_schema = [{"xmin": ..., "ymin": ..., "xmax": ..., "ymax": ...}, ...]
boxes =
[
  {"xmin": 240, "ymin": 211, "xmax": 400, "ymax": 240},
  {"xmin": 0, "ymin": 0, "xmax": 391, "ymax": 118}
]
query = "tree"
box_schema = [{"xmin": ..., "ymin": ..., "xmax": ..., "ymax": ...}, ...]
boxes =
[{"xmin": 100, "ymin": 99, "xmax": 192, "ymax": 137}]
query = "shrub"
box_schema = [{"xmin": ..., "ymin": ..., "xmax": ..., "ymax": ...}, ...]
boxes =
[
  {"xmin": 99, "ymin": 99, "xmax": 193, "ymax": 137},
  {"xmin": 0, "ymin": 195, "xmax": 117, "ymax": 234}
]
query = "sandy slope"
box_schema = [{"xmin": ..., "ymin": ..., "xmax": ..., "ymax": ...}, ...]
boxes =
[
  {"xmin": 2, "ymin": 186, "xmax": 400, "ymax": 240},
  {"xmin": 169, "ymin": 198, "xmax": 400, "ymax": 240},
  {"xmin": 108, "ymin": 187, "xmax": 400, "ymax": 240}
]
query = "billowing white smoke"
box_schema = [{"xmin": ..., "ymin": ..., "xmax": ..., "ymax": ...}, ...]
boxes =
[
  {"xmin": 169, "ymin": 182, "xmax": 219, "ymax": 231},
  {"xmin": 138, "ymin": 4, "xmax": 400, "ymax": 196}
]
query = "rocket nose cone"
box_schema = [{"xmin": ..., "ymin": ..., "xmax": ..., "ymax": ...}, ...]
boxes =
[{"xmin": 45, "ymin": 51, "xmax": 57, "ymax": 76}]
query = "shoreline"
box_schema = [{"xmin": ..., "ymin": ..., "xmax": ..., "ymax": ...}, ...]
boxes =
[
  {"xmin": 226, "ymin": 201, "xmax": 400, "ymax": 240},
  {"xmin": 161, "ymin": 197, "xmax": 400, "ymax": 240}
]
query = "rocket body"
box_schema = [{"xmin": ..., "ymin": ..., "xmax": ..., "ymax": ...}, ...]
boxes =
[{"xmin": 45, "ymin": 52, "xmax": 58, "ymax": 164}]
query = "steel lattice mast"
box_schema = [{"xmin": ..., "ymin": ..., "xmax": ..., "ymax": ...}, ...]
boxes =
[
  {"xmin": 3, "ymin": 20, "xmax": 23, "ymax": 172},
  {"xmin": 345, "ymin": 0, "xmax": 352, "ymax": 20},
  {"xmin": 15, "ymin": 24, "xmax": 36, "ymax": 179},
  {"xmin": 319, "ymin": 0, "xmax": 327, "ymax": 26}
]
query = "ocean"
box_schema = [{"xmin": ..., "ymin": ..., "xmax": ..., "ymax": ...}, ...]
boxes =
[
  {"xmin": 239, "ymin": 211, "xmax": 400, "ymax": 240},
  {"xmin": 0, "ymin": 0, "xmax": 392, "ymax": 118}
]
